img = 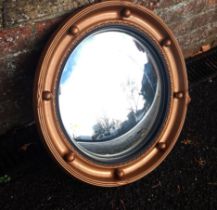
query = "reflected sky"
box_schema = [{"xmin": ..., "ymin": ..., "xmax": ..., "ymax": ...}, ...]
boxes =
[{"xmin": 58, "ymin": 30, "xmax": 157, "ymax": 142}]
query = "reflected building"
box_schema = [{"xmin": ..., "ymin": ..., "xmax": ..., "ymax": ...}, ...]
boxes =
[{"xmin": 87, "ymin": 62, "xmax": 157, "ymax": 142}]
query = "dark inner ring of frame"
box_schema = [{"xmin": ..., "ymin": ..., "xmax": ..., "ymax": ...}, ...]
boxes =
[{"xmin": 57, "ymin": 25, "xmax": 170, "ymax": 164}]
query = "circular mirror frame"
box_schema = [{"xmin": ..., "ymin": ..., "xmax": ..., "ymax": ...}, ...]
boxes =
[{"xmin": 34, "ymin": 0, "xmax": 190, "ymax": 187}]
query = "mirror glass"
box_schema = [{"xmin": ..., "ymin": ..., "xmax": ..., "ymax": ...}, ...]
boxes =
[{"xmin": 58, "ymin": 28, "xmax": 166, "ymax": 163}]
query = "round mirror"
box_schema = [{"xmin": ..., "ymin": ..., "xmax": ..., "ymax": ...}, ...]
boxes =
[
  {"xmin": 58, "ymin": 28, "xmax": 168, "ymax": 163},
  {"xmin": 34, "ymin": 1, "xmax": 189, "ymax": 187}
]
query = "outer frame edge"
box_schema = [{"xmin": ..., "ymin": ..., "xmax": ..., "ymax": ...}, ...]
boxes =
[{"xmin": 34, "ymin": 0, "xmax": 189, "ymax": 187}]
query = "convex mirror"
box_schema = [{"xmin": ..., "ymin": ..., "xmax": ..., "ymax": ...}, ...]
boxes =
[{"xmin": 34, "ymin": 0, "xmax": 189, "ymax": 187}]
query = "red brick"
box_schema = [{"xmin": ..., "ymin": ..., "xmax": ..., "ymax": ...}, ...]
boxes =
[
  {"xmin": 0, "ymin": 26, "xmax": 33, "ymax": 58},
  {"xmin": 33, "ymin": 16, "xmax": 66, "ymax": 45},
  {"xmin": 158, "ymin": 0, "xmax": 184, "ymax": 8},
  {"xmin": 0, "ymin": 2, "xmax": 2, "ymax": 28},
  {"xmin": 156, "ymin": 0, "xmax": 217, "ymax": 26},
  {"xmin": 0, "ymin": 16, "xmax": 65, "ymax": 60},
  {"xmin": 171, "ymin": 8, "xmax": 217, "ymax": 37},
  {"xmin": 2, "ymin": 0, "xmax": 92, "ymax": 28},
  {"xmin": 177, "ymin": 21, "xmax": 217, "ymax": 53}
]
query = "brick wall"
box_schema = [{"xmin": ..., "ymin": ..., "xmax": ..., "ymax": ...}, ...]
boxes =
[{"xmin": 0, "ymin": 0, "xmax": 217, "ymax": 135}]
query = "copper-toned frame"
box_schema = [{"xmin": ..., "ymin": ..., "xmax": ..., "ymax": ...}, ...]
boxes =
[{"xmin": 34, "ymin": 0, "xmax": 190, "ymax": 187}]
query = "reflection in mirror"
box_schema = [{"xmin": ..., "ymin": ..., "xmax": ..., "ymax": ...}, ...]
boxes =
[{"xmin": 58, "ymin": 29, "xmax": 163, "ymax": 162}]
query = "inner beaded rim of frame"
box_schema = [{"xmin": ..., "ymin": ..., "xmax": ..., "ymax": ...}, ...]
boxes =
[{"xmin": 57, "ymin": 26, "xmax": 170, "ymax": 164}]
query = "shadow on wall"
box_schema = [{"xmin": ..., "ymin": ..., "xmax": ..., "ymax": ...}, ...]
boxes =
[{"xmin": 0, "ymin": 16, "xmax": 66, "ymax": 136}]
